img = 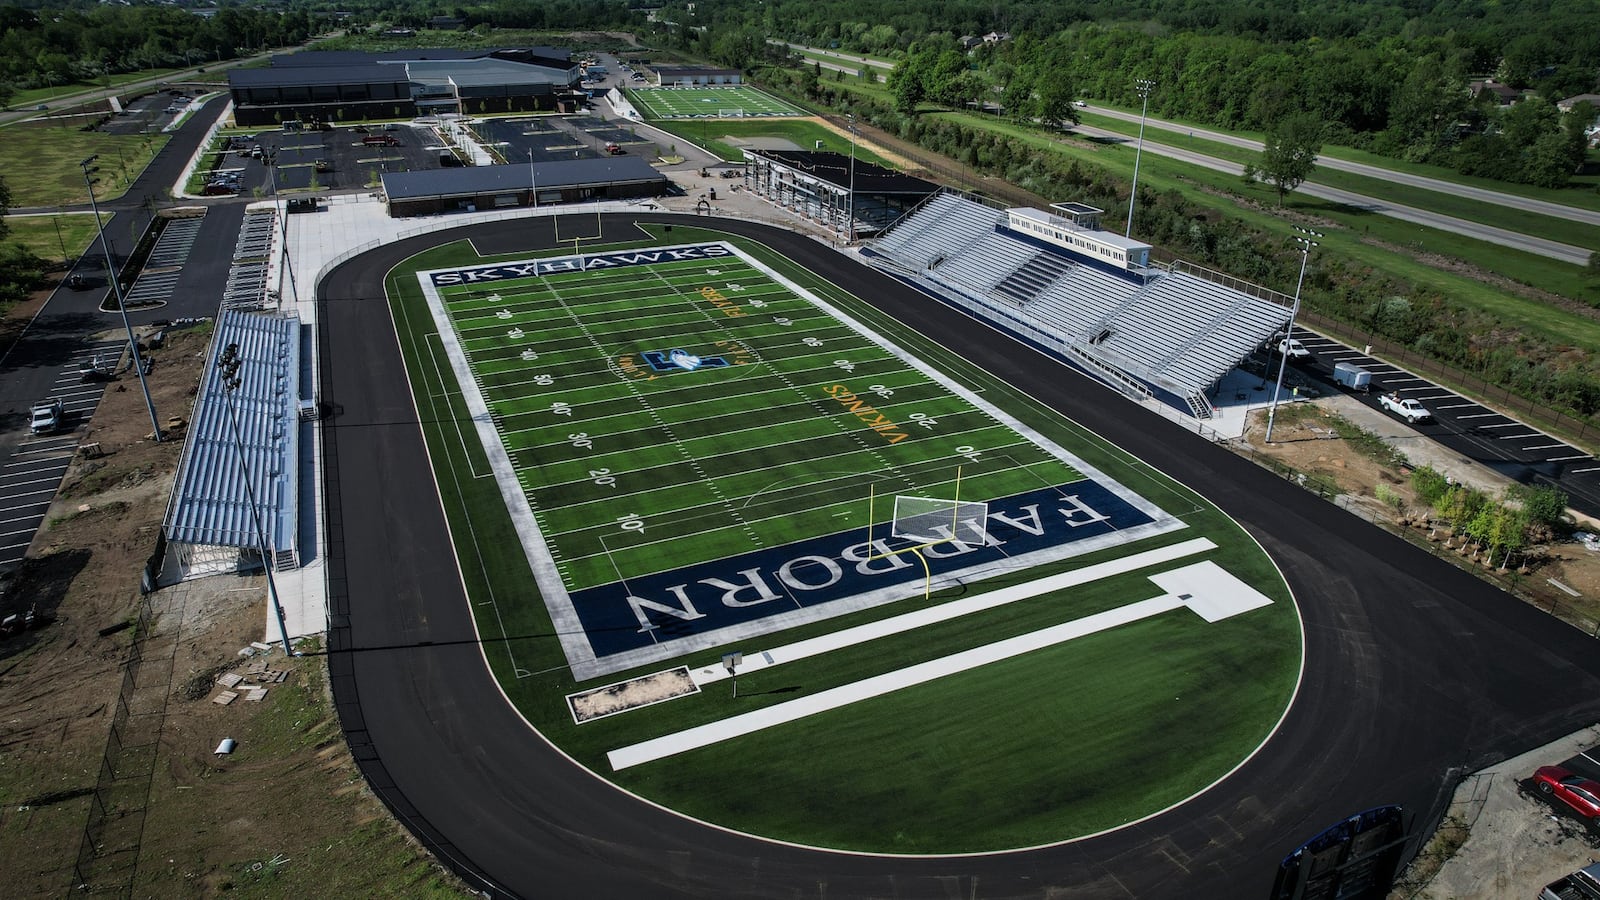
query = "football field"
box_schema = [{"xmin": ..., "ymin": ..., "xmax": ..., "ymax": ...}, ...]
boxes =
[
  {"xmin": 418, "ymin": 241, "xmax": 1182, "ymax": 679},
  {"xmin": 384, "ymin": 224, "xmax": 1300, "ymax": 852},
  {"xmin": 626, "ymin": 85, "xmax": 806, "ymax": 118}
]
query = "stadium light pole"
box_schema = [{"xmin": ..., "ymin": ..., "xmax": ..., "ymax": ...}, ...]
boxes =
[
  {"xmin": 218, "ymin": 343, "xmax": 297, "ymax": 658},
  {"xmin": 527, "ymin": 149, "xmax": 538, "ymax": 208},
  {"xmin": 264, "ymin": 146, "xmax": 301, "ymax": 305},
  {"xmin": 1126, "ymin": 78, "xmax": 1155, "ymax": 238},
  {"xmin": 80, "ymin": 155, "xmax": 163, "ymax": 443},
  {"xmin": 846, "ymin": 114, "xmax": 857, "ymax": 244},
  {"xmin": 1264, "ymin": 228, "xmax": 1321, "ymax": 443}
]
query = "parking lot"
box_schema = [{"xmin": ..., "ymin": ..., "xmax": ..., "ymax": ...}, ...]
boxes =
[
  {"xmin": 1285, "ymin": 326, "xmax": 1600, "ymax": 516},
  {"xmin": 0, "ymin": 340, "xmax": 124, "ymax": 570},
  {"xmin": 473, "ymin": 117, "xmax": 601, "ymax": 163},
  {"xmin": 268, "ymin": 123, "xmax": 446, "ymax": 191}
]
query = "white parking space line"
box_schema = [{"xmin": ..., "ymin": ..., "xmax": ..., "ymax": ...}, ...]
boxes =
[
  {"xmin": 1549, "ymin": 455, "xmax": 1593, "ymax": 463},
  {"xmin": 0, "ymin": 475, "xmax": 70, "ymax": 491},
  {"xmin": 1435, "ymin": 403, "xmax": 1477, "ymax": 410},
  {"xmin": 1479, "ymin": 422, "xmax": 1524, "ymax": 429},
  {"xmin": 1500, "ymin": 433, "xmax": 1542, "ymax": 440},
  {"xmin": 1572, "ymin": 466, "xmax": 1600, "ymax": 474},
  {"xmin": 1455, "ymin": 412, "xmax": 1499, "ymax": 419},
  {"xmin": 1523, "ymin": 443, "xmax": 1569, "ymax": 452}
]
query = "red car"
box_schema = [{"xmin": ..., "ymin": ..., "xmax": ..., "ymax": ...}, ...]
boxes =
[{"xmin": 1534, "ymin": 766, "xmax": 1600, "ymax": 819}]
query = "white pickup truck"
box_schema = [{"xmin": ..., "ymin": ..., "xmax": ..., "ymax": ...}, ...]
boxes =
[{"xmin": 1379, "ymin": 392, "xmax": 1433, "ymax": 424}]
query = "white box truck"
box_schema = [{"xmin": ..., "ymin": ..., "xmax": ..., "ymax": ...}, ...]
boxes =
[{"xmin": 1332, "ymin": 362, "xmax": 1371, "ymax": 391}]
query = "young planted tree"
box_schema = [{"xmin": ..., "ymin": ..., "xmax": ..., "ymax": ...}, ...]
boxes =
[{"xmin": 1243, "ymin": 112, "xmax": 1324, "ymax": 205}]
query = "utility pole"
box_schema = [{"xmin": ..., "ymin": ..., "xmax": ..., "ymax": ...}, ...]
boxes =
[{"xmin": 80, "ymin": 156, "xmax": 162, "ymax": 442}]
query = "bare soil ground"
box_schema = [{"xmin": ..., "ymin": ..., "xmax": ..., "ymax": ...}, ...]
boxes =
[
  {"xmin": 1234, "ymin": 401, "xmax": 1600, "ymax": 899},
  {"xmin": 0, "ymin": 283, "xmax": 466, "ymax": 897}
]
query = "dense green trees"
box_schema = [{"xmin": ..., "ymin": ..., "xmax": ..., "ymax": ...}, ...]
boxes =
[
  {"xmin": 0, "ymin": 5, "xmax": 321, "ymax": 94},
  {"xmin": 0, "ymin": 176, "xmax": 43, "ymax": 306},
  {"xmin": 691, "ymin": 0, "xmax": 1600, "ymax": 187}
]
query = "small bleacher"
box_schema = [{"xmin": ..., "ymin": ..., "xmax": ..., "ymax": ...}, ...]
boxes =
[{"xmin": 867, "ymin": 193, "xmax": 1291, "ymax": 416}]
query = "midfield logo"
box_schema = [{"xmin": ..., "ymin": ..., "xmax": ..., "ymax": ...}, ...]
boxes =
[{"xmin": 643, "ymin": 348, "xmax": 730, "ymax": 373}]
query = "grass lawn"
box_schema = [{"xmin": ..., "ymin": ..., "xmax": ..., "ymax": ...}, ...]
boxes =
[
  {"xmin": 379, "ymin": 225, "xmax": 1301, "ymax": 853},
  {"xmin": 626, "ymin": 85, "xmax": 805, "ymax": 119},
  {"xmin": 0, "ymin": 126, "xmax": 169, "ymax": 207},
  {"xmin": 3, "ymin": 212, "xmax": 109, "ymax": 264},
  {"xmin": 642, "ymin": 116, "xmax": 896, "ymax": 167},
  {"xmin": 1075, "ymin": 111, "xmax": 1600, "ymax": 252},
  {"xmin": 6, "ymin": 67, "xmax": 189, "ymax": 111},
  {"xmin": 1079, "ymin": 99, "xmax": 1600, "ymax": 216}
]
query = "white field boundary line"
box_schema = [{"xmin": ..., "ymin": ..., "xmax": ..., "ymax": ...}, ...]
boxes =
[
  {"xmin": 427, "ymin": 334, "xmax": 491, "ymax": 479},
  {"xmin": 610, "ymin": 552, "xmax": 1252, "ymax": 769},
  {"xmin": 418, "ymin": 241, "xmax": 1185, "ymax": 681}
]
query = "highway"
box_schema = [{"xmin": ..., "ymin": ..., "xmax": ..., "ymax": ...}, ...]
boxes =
[
  {"xmin": 1066, "ymin": 120, "xmax": 1592, "ymax": 265},
  {"xmin": 773, "ymin": 41, "xmax": 1597, "ymax": 259},
  {"xmin": 1081, "ymin": 104, "xmax": 1600, "ymax": 228}
]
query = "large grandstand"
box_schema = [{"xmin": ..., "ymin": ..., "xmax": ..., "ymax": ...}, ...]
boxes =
[{"xmin": 863, "ymin": 193, "xmax": 1293, "ymax": 419}]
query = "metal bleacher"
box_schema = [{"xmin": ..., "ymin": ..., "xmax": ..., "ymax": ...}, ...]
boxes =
[
  {"xmin": 932, "ymin": 231, "xmax": 1037, "ymax": 295},
  {"xmin": 872, "ymin": 193, "xmax": 1005, "ymax": 270},
  {"xmin": 993, "ymin": 252, "xmax": 1073, "ymax": 305},
  {"xmin": 866, "ymin": 193, "xmax": 1290, "ymax": 418}
]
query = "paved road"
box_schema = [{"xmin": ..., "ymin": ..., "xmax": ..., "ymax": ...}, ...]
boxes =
[
  {"xmin": 321, "ymin": 213, "xmax": 1600, "ymax": 899},
  {"xmin": 1082, "ymin": 104, "xmax": 1600, "ymax": 229},
  {"xmin": 1069, "ymin": 121, "xmax": 1591, "ymax": 265}
]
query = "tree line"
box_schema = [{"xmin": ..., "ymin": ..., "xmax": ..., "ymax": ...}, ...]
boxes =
[
  {"xmin": 673, "ymin": 0, "xmax": 1599, "ymax": 189},
  {"xmin": 0, "ymin": 4, "xmax": 321, "ymax": 103}
]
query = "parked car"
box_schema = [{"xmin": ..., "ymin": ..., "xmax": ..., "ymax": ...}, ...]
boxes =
[
  {"xmin": 1533, "ymin": 766, "xmax": 1600, "ymax": 820},
  {"xmin": 1541, "ymin": 861, "xmax": 1600, "ymax": 900},
  {"xmin": 29, "ymin": 399, "xmax": 64, "ymax": 434},
  {"xmin": 1378, "ymin": 392, "xmax": 1433, "ymax": 424},
  {"xmin": 285, "ymin": 197, "xmax": 321, "ymax": 214},
  {"xmin": 1273, "ymin": 338, "xmax": 1311, "ymax": 359}
]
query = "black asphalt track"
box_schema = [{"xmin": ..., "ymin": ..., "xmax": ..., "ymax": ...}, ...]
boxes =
[{"xmin": 319, "ymin": 214, "xmax": 1600, "ymax": 899}]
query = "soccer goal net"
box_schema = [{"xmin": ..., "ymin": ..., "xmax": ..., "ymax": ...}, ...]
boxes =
[{"xmin": 717, "ymin": 108, "xmax": 745, "ymax": 118}]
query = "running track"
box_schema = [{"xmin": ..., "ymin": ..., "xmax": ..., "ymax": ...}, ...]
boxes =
[{"xmin": 319, "ymin": 214, "xmax": 1600, "ymax": 899}]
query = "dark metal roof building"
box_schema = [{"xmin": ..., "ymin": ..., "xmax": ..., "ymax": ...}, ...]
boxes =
[{"xmin": 381, "ymin": 158, "xmax": 670, "ymax": 217}]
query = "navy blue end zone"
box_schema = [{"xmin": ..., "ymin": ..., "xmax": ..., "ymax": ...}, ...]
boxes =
[{"xmin": 570, "ymin": 480, "xmax": 1154, "ymax": 662}]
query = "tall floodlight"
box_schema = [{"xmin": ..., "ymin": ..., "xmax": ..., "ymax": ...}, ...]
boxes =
[
  {"xmin": 1264, "ymin": 228, "xmax": 1322, "ymax": 443},
  {"xmin": 263, "ymin": 146, "xmax": 301, "ymax": 304},
  {"xmin": 217, "ymin": 343, "xmax": 296, "ymax": 657},
  {"xmin": 80, "ymin": 156, "xmax": 162, "ymax": 443},
  {"xmin": 1126, "ymin": 78, "xmax": 1155, "ymax": 238},
  {"xmin": 528, "ymin": 149, "xmax": 538, "ymax": 208},
  {"xmin": 846, "ymin": 114, "xmax": 857, "ymax": 243}
]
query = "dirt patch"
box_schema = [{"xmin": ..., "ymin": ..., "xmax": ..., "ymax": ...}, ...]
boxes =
[
  {"xmin": 570, "ymin": 666, "xmax": 697, "ymax": 722},
  {"xmin": 0, "ymin": 310, "xmax": 466, "ymax": 895},
  {"xmin": 1239, "ymin": 403, "xmax": 1600, "ymax": 610}
]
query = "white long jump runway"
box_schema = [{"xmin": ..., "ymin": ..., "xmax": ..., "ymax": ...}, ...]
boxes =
[{"xmin": 607, "ymin": 559, "xmax": 1273, "ymax": 770}]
